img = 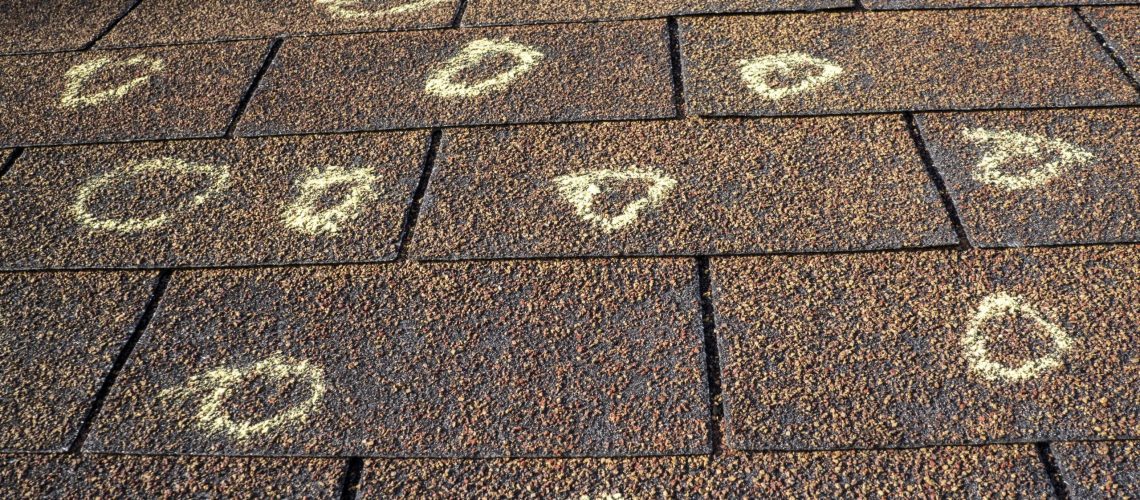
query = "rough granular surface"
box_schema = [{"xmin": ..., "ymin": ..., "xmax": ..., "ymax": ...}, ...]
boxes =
[
  {"xmin": 679, "ymin": 9, "xmax": 1138, "ymax": 116},
  {"xmin": 867, "ymin": 0, "xmax": 1130, "ymax": 8},
  {"xmin": 237, "ymin": 21, "xmax": 674, "ymax": 136},
  {"xmin": 917, "ymin": 108, "xmax": 1140, "ymax": 248},
  {"xmin": 0, "ymin": 0, "xmax": 134, "ymax": 54},
  {"xmin": 362, "ymin": 445, "xmax": 1050, "ymax": 497},
  {"xmin": 86, "ymin": 260, "xmax": 709, "ymax": 457},
  {"xmin": 411, "ymin": 116, "xmax": 955, "ymax": 259},
  {"xmin": 0, "ymin": 41, "xmax": 267, "ymax": 147},
  {"xmin": 713, "ymin": 246, "xmax": 1140, "ymax": 450},
  {"xmin": 1054, "ymin": 440, "xmax": 1140, "ymax": 497},
  {"xmin": 0, "ymin": 454, "xmax": 343, "ymax": 496},
  {"xmin": 100, "ymin": 0, "xmax": 457, "ymax": 48},
  {"xmin": 0, "ymin": 132, "xmax": 426, "ymax": 270},
  {"xmin": 463, "ymin": 0, "xmax": 849, "ymax": 26},
  {"xmin": 1083, "ymin": 6, "xmax": 1140, "ymax": 75},
  {"xmin": 0, "ymin": 271, "xmax": 154, "ymax": 451}
]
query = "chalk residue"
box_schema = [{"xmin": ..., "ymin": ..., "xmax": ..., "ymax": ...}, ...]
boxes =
[
  {"xmin": 554, "ymin": 167, "xmax": 677, "ymax": 233},
  {"xmin": 315, "ymin": 0, "xmax": 449, "ymax": 18},
  {"xmin": 71, "ymin": 157, "xmax": 230, "ymax": 233},
  {"xmin": 425, "ymin": 38, "xmax": 544, "ymax": 98},
  {"xmin": 60, "ymin": 55, "xmax": 165, "ymax": 108},
  {"xmin": 963, "ymin": 127, "xmax": 1095, "ymax": 191},
  {"xmin": 159, "ymin": 354, "xmax": 327, "ymax": 441},
  {"xmin": 961, "ymin": 292, "xmax": 1073, "ymax": 383},
  {"xmin": 737, "ymin": 52, "xmax": 842, "ymax": 101},
  {"xmin": 281, "ymin": 165, "xmax": 379, "ymax": 235}
]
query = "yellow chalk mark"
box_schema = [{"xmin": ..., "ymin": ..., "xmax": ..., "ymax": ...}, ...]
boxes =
[
  {"xmin": 425, "ymin": 38, "xmax": 544, "ymax": 98},
  {"xmin": 579, "ymin": 494, "xmax": 625, "ymax": 500},
  {"xmin": 71, "ymin": 157, "xmax": 230, "ymax": 234},
  {"xmin": 961, "ymin": 292, "xmax": 1073, "ymax": 383},
  {"xmin": 159, "ymin": 354, "xmax": 326, "ymax": 441},
  {"xmin": 59, "ymin": 55, "xmax": 165, "ymax": 108},
  {"xmin": 553, "ymin": 167, "xmax": 677, "ymax": 234},
  {"xmin": 737, "ymin": 52, "xmax": 842, "ymax": 101},
  {"xmin": 963, "ymin": 127, "xmax": 1095, "ymax": 191},
  {"xmin": 281, "ymin": 165, "xmax": 379, "ymax": 235},
  {"xmin": 315, "ymin": 0, "xmax": 449, "ymax": 18}
]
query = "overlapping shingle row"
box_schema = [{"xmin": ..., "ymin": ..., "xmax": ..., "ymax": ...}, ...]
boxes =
[{"xmin": 1, "ymin": 0, "xmax": 1138, "ymax": 496}]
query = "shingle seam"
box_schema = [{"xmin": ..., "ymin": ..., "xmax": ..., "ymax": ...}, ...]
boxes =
[
  {"xmin": 67, "ymin": 269, "xmax": 172, "ymax": 453},
  {"xmin": 452, "ymin": 0, "xmax": 470, "ymax": 27},
  {"xmin": 905, "ymin": 113, "xmax": 971, "ymax": 249},
  {"xmin": 1036, "ymin": 442, "xmax": 1072, "ymax": 499},
  {"xmin": 0, "ymin": 147, "xmax": 23, "ymax": 180},
  {"xmin": 1074, "ymin": 6, "xmax": 1140, "ymax": 96},
  {"xmin": 666, "ymin": 18, "xmax": 687, "ymax": 118},
  {"xmin": 395, "ymin": 129, "xmax": 443, "ymax": 261},
  {"xmin": 696, "ymin": 257, "xmax": 724, "ymax": 454},
  {"xmin": 338, "ymin": 457, "xmax": 365, "ymax": 500},
  {"xmin": 224, "ymin": 37, "xmax": 284, "ymax": 138},
  {"xmin": 80, "ymin": 0, "xmax": 145, "ymax": 51}
]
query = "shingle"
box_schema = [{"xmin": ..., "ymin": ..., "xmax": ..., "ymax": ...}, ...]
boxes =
[
  {"xmin": 714, "ymin": 246, "xmax": 1140, "ymax": 450},
  {"xmin": 1083, "ymin": 6, "xmax": 1140, "ymax": 79},
  {"xmin": 917, "ymin": 107, "xmax": 1140, "ymax": 248},
  {"xmin": 99, "ymin": 0, "xmax": 457, "ymax": 48},
  {"xmin": 1054, "ymin": 440, "xmax": 1140, "ymax": 497},
  {"xmin": 866, "ymin": 0, "xmax": 1134, "ymax": 9},
  {"xmin": 0, "ymin": 132, "xmax": 426, "ymax": 270},
  {"xmin": 411, "ymin": 116, "xmax": 955, "ymax": 259},
  {"xmin": 679, "ymin": 9, "xmax": 1137, "ymax": 116},
  {"xmin": 463, "ymin": 0, "xmax": 849, "ymax": 26},
  {"xmin": 0, "ymin": 453, "xmax": 343, "ymax": 496},
  {"xmin": 86, "ymin": 260, "xmax": 709, "ymax": 457},
  {"xmin": 0, "ymin": 0, "xmax": 134, "ymax": 54},
  {"xmin": 362, "ymin": 445, "xmax": 1050, "ymax": 497},
  {"xmin": 0, "ymin": 272, "xmax": 154, "ymax": 451},
  {"xmin": 236, "ymin": 21, "xmax": 674, "ymax": 136},
  {"xmin": 0, "ymin": 41, "xmax": 268, "ymax": 147}
]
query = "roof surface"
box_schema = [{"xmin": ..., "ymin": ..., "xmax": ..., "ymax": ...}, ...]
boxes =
[{"xmin": 0, "ymin": 0, "xmax": 1138, "ymax": 497}]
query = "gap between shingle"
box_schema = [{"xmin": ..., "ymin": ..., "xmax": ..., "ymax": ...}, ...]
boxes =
[
  {"xmin": 1074, "ymin": 6, "xmax": 1140, "ymax": 96},
  {"xmin": 224, "ymin": 37, "xmax": 284, "ymax": 138},
  {"xmin": 1036, "ymin": 442, "xmax": 1071, "ymax": 499},
  {"xmin": 904, "ymin": 112, "xmax": 971, "ymax": 249},
  {"xmin": 696, "ymin": 257, "xmax": 724, "ymax": 454},
  {"xmin": 395, "ymin": 129, "xmax": 443, "ymax": 261}
]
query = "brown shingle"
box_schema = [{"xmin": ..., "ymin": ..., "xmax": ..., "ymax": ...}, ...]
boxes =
[
  {"xmin": 1083, "ymin": 6, "xmax": 1140, "ymax": 80},
  {"xmin": 1054, "ymin": 440, "xmax": 1140, "ymax": 497},
  {"xmin": 0, "ymin": 0, "xmax": 134, "ymax": 54},
  {"xmin": 463, "ymin": 0, "xmax": 850, "ymax": 26}
]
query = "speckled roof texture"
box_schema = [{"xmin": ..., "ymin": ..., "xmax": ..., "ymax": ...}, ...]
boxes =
[{"xmin": 0, "ymin": 0, "xmax": 1137, "ymax": 496}]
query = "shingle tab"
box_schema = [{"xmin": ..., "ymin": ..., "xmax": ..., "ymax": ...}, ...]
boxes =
[
  {"xmin": 237, "ymin": 21, "xmax": 674, "ymax": 136},
  {"xmin": 0, "ymin": 271, "xmax": 154, "ymax": 451},
  {"xmin": 100, "ymin": 0, "xmax": 457, "ymax": 48},
  {"xmin": 714, "ymin": 246, "xmax": 1140, "ymax": 450},
  {"xmin": 0, "ymin": 454, "xmax": 344, "ymax": 496},
  {"xmin": 679, "ymin": 9, "xmax": 1138, "ymax": 116},
  {"xmin": 0, "ymin": 133, "xmax": 426, "ymax": 270},
  {"xmin": 866, "ymin": 0, "xmax": 1134, "ymax": 9},
  {"xmin": 1083, "ymin": 6, "xmax": 1140, "ymax": 79},
  {"xmin": 362, "ymin": 445, "xmax": 1050, "ymax": 497},
  {"xmin": 86, "ymin": 260, "xmax": 708, "ymax": 457},
  {"xmin": 0, "ymin": 41, "xmax": 268, "ymax": 147},
  {"xmin": 463, "ymin": 0, "xmax": 850, "ymax": 26},
  {"xmin": 411, "ymin": 116, "xmax": 955, "ymax": 259},
  {"xmin": 0, "ymin": 0, "xmax": 134, "ymax": 54},
  {"xmin": 917, "ymin": 108, "xmax": 1140, "ymax": 248},
  {"xmin": 1054, "ymin": 440, "xmax": 1140, "ymax": 497}
]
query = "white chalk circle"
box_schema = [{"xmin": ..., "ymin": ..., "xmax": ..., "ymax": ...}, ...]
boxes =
[
  {"xmin": 281, "ymin": 165, "xmax": 380, "ymax": 235},
  {"xmin": 315, "ymin": 0, "xmax": 449, "ymax": 18},
  {"xmin": 553, "ymin": 167, "xmax": 677, "ymax": 234},
  {"xmin": 159, "ymin": 354, "xmax": 327, "ymax": 441},
  {"xmin": 425, "ymin": 38, "xmax": 545, "ymax": 98},
  {"xmin": 961, "ymin": 292, "xmax": 1074, "ymax": 383},
  {"xmin": 71, "ymin": 157, "xmax": 231, "ymax": 234},
  {"xmin": 59, "ymin": 55, "xmax": 165, "ymax": 108},
  {"xmin": 737, "ymin": 52, "xmax": 843, "ymax": 101},
  {"xmin": 962, "ymin": 127, "xmax": 1096, "ymax": 191}
]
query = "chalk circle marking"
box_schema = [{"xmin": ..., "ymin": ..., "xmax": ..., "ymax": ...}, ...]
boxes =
[
  {"xmin": 315, "ymin": 0, "xmax": 450, "ymax": 18},
  {"xmin": 961, "ymin": 292, "xmax": 1074, "ymax": 383},
  {"xmin": 553, "ymin": 167, "xmax": 677, "ymax": 234},
  {"xmin": 962, "ymin": 127, "xmax": 1096, "ymax": 192},
  {"xmin": 60, "ymin": 55, "xmax": 166, "ymax": 108},
  {"xmin": 425, "ymin": 38, "xmax": 545, "ymax": 98},
  {"xmin": 71, "ymin": 157, "xmax": 231, "ymax": 234},
  {"xmin": 737, "ymin": 52, "xmax": 843, "ymax": 101},
  {"xmin": 281, "ymin": 165, "xmax": 380, "ymax": 235},
  {"xmin": 159, "ymin": 354, "xmax": 327, "ymax": 441}
]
